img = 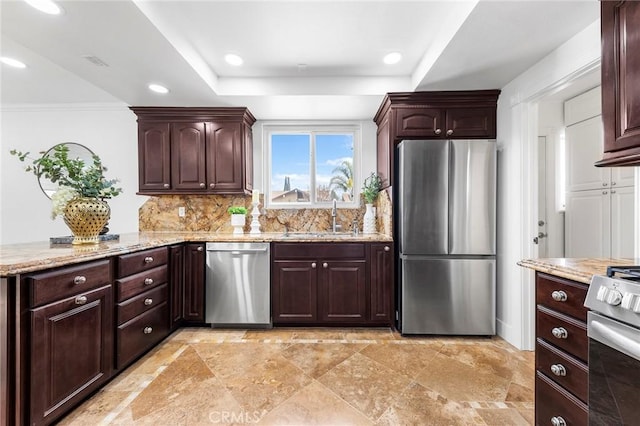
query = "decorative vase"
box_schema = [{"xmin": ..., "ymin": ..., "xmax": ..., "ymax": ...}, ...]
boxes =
[
  {"xmin": 63, "ymin": 197, "xmax": 111, "ymax": 245},
  {"xmin": 363, "ymin": 203, "xmax": 376, "ymax": 234},
  {"xmin": 231, "ymin": 214, "xmax": 246, "ymax": 234}
]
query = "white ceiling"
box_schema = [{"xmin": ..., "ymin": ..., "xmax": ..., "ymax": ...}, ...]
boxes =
[{"xmin": 0, "ymin": 0, "xmax": 600, "ymax": 119}]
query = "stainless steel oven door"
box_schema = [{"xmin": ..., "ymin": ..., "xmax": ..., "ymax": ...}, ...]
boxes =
[{"xmin": 588, "ymin": 311, "xmax": 640, "ymax": 425}]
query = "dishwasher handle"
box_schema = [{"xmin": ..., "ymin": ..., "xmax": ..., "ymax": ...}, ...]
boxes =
[{"xmin": 206, "ymin": 248, "xmax": 269, "ymax": 253}]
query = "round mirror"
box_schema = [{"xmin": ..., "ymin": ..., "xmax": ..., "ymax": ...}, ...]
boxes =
[{"xmin": 38, "ymin": 142, "xmax": 96, "ymax": 199}]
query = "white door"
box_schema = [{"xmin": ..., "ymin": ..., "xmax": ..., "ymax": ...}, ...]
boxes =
[
  {"xmin": 611, "ymin": 185, "xmax": 635, "ymax": 258},
  {"xmin": 565, "ymin": 189, "xmax": 610, "ymax": 257}
]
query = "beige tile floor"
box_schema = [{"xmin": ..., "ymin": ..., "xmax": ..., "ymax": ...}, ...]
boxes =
[{"xmin": 59, "ymin": 328, "xmax": 534, "ymax": 425}]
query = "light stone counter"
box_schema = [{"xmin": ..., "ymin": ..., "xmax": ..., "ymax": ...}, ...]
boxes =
[
  {"xmin": 518, "ymin": 257, "xmax": 639, "ymax": 284},
  {"xmin": 0, "ymin": 231, "xmax": 392, "ymax": 276}
]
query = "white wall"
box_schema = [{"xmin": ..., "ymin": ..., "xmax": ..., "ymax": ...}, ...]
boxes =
[
  {"xmin": 1, "ymin": 103, "xmax": 143, "ymax": 244},
  {"xmin": 496, "ymin": 20, "xmax": 602, "ymax": 350}
]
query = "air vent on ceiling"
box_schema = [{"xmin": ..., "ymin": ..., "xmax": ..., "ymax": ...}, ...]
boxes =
[{"xmin": 82, "ymin": 55, "xmax": 109, "ymax": 67}]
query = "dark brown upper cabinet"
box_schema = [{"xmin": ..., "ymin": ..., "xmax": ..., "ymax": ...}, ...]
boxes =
[
  {"xmin": 131, "ymin": 107, "xmax": 256, "ymax": 194},
  {"xmin": 597, "ymin": 1, "xmax": 640, "ymax": 167},
  {"xmin": 374, "ymin": 90, "xmax": 500, "ymax": 188}
]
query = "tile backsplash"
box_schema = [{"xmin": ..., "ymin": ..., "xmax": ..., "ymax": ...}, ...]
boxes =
[{"xmin": 139, "ymin": 190, "xmax": 392, "ymax": 236}]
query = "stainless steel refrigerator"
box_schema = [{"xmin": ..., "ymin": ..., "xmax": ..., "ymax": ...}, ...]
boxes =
[{"xmin": 398, "ymin": 139, "xmax": 496, "ymax": 335}]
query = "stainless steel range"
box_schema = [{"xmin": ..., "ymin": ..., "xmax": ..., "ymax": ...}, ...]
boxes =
[{"xmin": 584, "ymin": 266, "xmax": 640, "ymax": 425}]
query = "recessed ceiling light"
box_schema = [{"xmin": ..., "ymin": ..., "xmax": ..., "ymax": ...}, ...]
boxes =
[
  {"xmin": 148, "ymin": 84, "xmax": 169, "ymax": 94},
  {"xmin": 224, "ymin": 54, "xmax": 243, "ymax": 66},
  {"xmin": 0, "ymin": 57, "xmax": 27, "ymax": 69},
  {"xmin": 24, "ymin": 0, "xmax": 63, "ymax": 15},
  {"xmin": 383, "ymin": 52, "xmax": 402, "ymax": 65}
]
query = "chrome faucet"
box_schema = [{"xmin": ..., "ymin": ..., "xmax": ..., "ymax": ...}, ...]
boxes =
[{"xmin": 331, "ymin": 199, "xmax": 338, "ymax": 233}]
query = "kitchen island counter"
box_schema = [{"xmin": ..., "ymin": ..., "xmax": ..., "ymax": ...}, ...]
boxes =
[
  {"xmin": 518, "ymin": 257, "xmax": 638, "ymax": 284},
  {"xmin": 0, "ymin": 231, "xmax": 392, "ymax": 276}
]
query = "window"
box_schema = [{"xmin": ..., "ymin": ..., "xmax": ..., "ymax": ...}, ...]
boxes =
[{"xmin": 266, "ymin": 124, "xmax": 359, "ymax": 208}]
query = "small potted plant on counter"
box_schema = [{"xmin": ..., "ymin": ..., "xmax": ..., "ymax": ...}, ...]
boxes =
[
  {"xmin": 228, "ymin": 206, "xmax": 248, "ymax": 234},
  {"xmin": 361, "ymin": 172, "xmax": 383, "ymax": 234}
]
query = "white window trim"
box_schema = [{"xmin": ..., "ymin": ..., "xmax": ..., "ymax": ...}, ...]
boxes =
[{"xmin": 263, "ymin": 122, "xmax": 362, "ymax": 209}]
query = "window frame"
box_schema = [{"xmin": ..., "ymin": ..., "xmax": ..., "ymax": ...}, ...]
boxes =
[{"xmin": 264, "ymin": 122, "xmax": 361, "ymax": 209}]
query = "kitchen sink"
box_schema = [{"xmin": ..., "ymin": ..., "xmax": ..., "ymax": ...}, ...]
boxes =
[{"xmin": 280, "ymin": 232, "xmax": 355, "ymax": 239}]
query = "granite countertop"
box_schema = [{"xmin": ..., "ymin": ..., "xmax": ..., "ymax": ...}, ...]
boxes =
[
  {"xmin": 518, "ymin": 257, "xmax": 639, "ymax": 284},
  {"xmin": 0, "ymin": 231, "xmax": 393, "ymax": 276}
]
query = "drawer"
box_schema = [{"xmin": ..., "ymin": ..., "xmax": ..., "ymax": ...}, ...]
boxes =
[
  {"xmin": 536, "ymin": 273, "xmax": 588, "ymax": 321},
  {"xmin": 117, "ymin": 302, "xmax": 169, "ymax": 369},
  {"xmin": 117, "ymin": 283, "xmax": 168, "ymax": 325},
  {"xmin": 537, "ymin": 305, "xmax": 587, "ymax": 362},
  {"xmin": 536, "ymin": 371, "xmax": 587, "ymax": 426},
  {"xmin": 27, "ymin": 259, "xmax": 111, "ymax": 307},
  {"xmin": 273, "ymin": 243, "xmax": 366, "ymax": 260},
  {"xmin": 116, "ymin": 265, "xmax": 167, "ymax": 302},
  {"xmin": 116, "ymin": 247, "xmax": 168, "ymax": 278},
  {"xmin": 536, "ymin": 338, "xmax": 588, "ymax": 403}
]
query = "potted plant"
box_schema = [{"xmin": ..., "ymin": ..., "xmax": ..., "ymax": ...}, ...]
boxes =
[
  {"xmin": 11, "ymin": 144, "xmax": 122, "ymax": 244},
  {"xmin": 228, "ymin": 206, "xmax": 248, "ymax": 234},
  {"xmin": 361, "ymin": 173, "xmax": 383, "ymax": 234}
]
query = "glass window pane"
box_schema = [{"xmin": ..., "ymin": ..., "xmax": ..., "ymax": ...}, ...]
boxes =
[
  {"xmin": 316, "ymin": 134, "xmax": 354, "ymax": 203},
  {"xmin": 270, "ymin": 134, "xmax": 311, "ymax": 204}
]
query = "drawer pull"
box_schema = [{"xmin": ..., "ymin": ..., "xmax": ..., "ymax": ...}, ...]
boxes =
[
  {"xmin": 434, "ymin": 128, "xmax": 442, "ymax": 135},
  {"xmin": 144, "ymin": 298, "xmax": 153, "ymax": 306},
  {"xmin": 551, "ymin": 290, "xmax": 567, "ymax": 302},
  {"xmin": 311, "ymin": 262, "xmax": 317, "ymax": 269},
  {"xmin": 384, "ymin": 246, "xmax": 390, "ymax": 252},
  {"xmin": 446, "ymin": 129, "xmax": 454, "ymax": 136},
  {"xmin": 551, "ymin": 327, "xmax": 568, "ymax": 339},
  {"xmin": 144, "ymin": 278, "xmax": 154, "ymax": 286},
  {"xmin": 143, "ymin": 327, "xmax": 153, "ymax": 334},
  {"xmin": 75, "ymin": 295, "xmax": 88, "ymax": 305},
  {"xmin": 163, "ymin": 183, "xmax": 170, "ymax": 188},
  {"xmin": 551, "ymin": 416, "xmax": 567, "ymax": 426},
  {"xmin": 144, "ymin": 256, "xmax": 154, "ymax": 264},
  {"xmin": 323, "ymin": 262, "xmax": 328, "ymax": 269},
  {"xmin": 73, "ymin": 275, "xmax": 87, "ymax": 285},
  {"xmin": 550, "ymin": 364, "xmax": 567, "ymax": 376},
  {"xmin": 197, "ymin": 246, "xmax": 203, "ymax": 252}
]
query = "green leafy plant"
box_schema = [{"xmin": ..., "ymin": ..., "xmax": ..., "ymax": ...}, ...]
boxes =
[
  {"xmin": 227, "ymin": 206, "xmax": 248, "ymax": 215},
  {"xmin": 10, "ymin": 144, "xmax": 122, "ymax": 199},
  {"xmin": 361, "ymin": 172, "xmax": 384, "ymax": 204}
]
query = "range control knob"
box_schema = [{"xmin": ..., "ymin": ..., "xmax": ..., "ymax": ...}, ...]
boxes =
[
  {"xmin": 605, "ymin": 289, "xmax": 623, "ymax": 306},
  {"xmin": 621, "ymin": 293, "xmax": 640, "ymax": 312}
]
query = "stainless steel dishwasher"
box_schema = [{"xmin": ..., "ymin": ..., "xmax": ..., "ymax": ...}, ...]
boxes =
[{"xmin": 205, "ymin": 242, "xmax": 271, "ymax": 327}]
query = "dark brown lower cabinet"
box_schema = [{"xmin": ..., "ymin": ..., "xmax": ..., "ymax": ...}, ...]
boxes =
[
  {"xmin": 183, "ymin": 243, "xmax": 205, "ymax": 323},
  {"xmin": 271, "ymin": 242, "xmax": 394, "ymax": 326},
  {"xmin": 272, "ymin": 260, "xmax": 318, "ymax": 323},
  {"xmin": 169, "ymin": 244, "xmax": 184, "ymax": 329},
  {"xmin": 319, "ymin": 260, "xmax": 366, "ymax": 322},
  {"xmin": 30, "ymin": 285, "xmax": 113, "ymax": 426}
]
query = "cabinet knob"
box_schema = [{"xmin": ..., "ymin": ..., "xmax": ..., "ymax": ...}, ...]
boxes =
[
  {"xmin": 603, "ymin": 191, "xmax": 608, "ymax": 195},
  {"xmin": 550, "ymin": 364, "xmax": 567, "ymax": 376},
  {"xmin": 611, "ymin": 181, "xmax": 617, "ymax": 186},
  {"xmin": 144, "ymin": 256, "xmax": 154, "ymax": 264},
  {"xmin": 551, "ymin": 416, "xmax": 567, "ymax": 426},
  {"xmin": 209, "ymin": 183, "xmax": 215, "ymax": 188},
  {"xmin": 323, "ymin": 262, "xmax": 328, "ymax": 268},
  {"xmin": 73, "ymin": 275, "xmax": 87, "ymax": 285},
  {"xmin": 197, "ymin": 246, "xmax": 203, "ymax": 252},
  {"xmin": 611, "ymin": 190, "xmax": 616, "ymax": 194},
  {"xmin": 551, "ymin": 327, "xmax": 568, "ymax": 339},
  {"xmin": 75, "ymin": 295, "xmax": 88, "ymax": 305},
  {"xmin": 311, "ymin": 262, "xmax": 317, "ymax": 269},
  {"xmin": 199, "ymin": 183, "xmax": 206, "ymax": 188},
  {"xmin": 163, "ymin": 183, "xmax": 170, "ymax": 188},
  {"xmin": 144, "ymin": 298, "xmax": 153, "ymax": 306},
  {"xmin": 446, "ymin": 129, "xmax": 454, "ymax": 136},
  {"xmin": 551, "ymin": 290, "xmax": 567, "ymax": 302},
  {"xmin": 143, "ymin": 326, "xmax": 153, "ymax": 334},
  {"xmin": 602, "ymin": 182, "xmax": 608, "ymax": 186},
  {"xmin": 144, "ymin": 278, "xmax": 154, "ymax": 286},
  {"xmin": 434, "ymin": 128, "xmax": 442, "ymax": 135},
  {"xmin": 384, "ymin": 246, "xmax": 390, "ymax": 252}
]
